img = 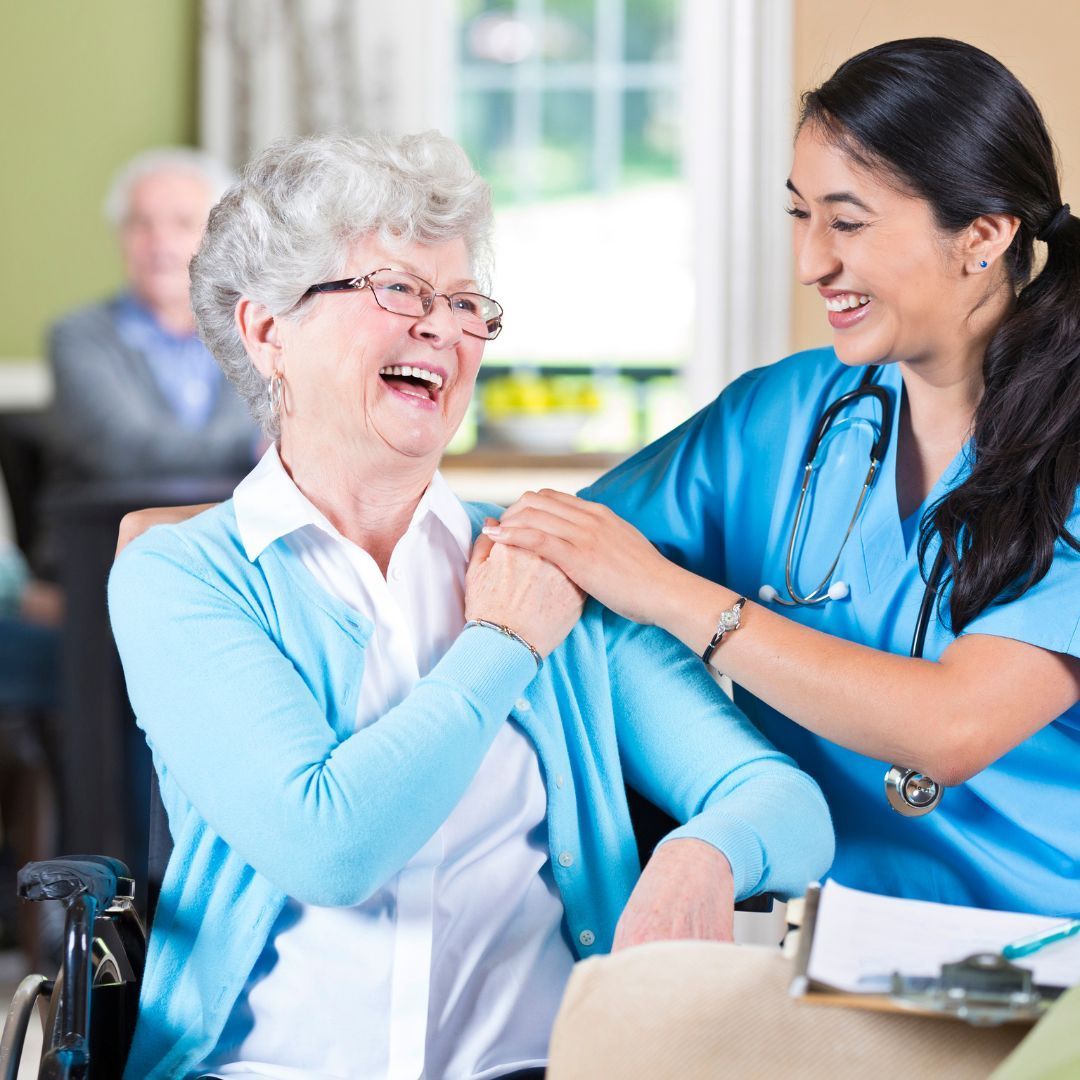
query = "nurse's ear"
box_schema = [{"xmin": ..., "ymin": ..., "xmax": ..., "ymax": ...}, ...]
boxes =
[{"xmin": 962, "ymin": 213, "xmax": 1020, "ymax": 275}]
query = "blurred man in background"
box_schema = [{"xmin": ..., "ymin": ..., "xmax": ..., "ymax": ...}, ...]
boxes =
[{"xmin": 48, "ymin": 148, "xmax": 259, "ymax": 480}]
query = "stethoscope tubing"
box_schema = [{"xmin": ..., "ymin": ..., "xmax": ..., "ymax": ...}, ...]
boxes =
[
  {"xmin": 780, "ymin": 458, "xmax": 879, "ymax": 605},
  {"xmin": 765, "ymin": 365, "xmax": 948, "ymax": 815}
]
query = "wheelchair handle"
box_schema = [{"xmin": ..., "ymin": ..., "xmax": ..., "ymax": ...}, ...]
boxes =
[{"xmin": 17, "ymin": 855, "xmax": 131, "ymax": 909}]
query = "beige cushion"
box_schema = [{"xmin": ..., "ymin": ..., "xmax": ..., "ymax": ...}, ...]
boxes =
[{"xmin": 547, "ymin": 941, "xmax": 1028, "ymax": 1079}]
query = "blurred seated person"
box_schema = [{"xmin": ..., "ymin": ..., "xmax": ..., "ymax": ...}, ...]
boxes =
[{"xmin": 48, "ymin": 148, "xmax": 260, "ymax": 481}]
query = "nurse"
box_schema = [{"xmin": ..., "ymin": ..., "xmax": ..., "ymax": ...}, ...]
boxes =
[{"xmin": 487, "ymin": 37, "xmax": 1080, "ymax": 917}]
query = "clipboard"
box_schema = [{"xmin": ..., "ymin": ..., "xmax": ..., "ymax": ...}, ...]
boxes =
[{"xmin": 789, "ymin": 883, "xmax": 1064, "ymax": 1027}]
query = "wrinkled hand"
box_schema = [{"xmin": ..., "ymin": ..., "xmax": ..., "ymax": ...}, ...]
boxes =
[
  {"xmin": 613, "ymin": 838, "xmax": 735, "ymax": 951},
  {"xmin": 115, "ymin": 504, "xmax": 217, "ymax": 558},
  {"xmin": 484, "ymin": 490, "xmax": 677, "ymax": 625},
  {"xmin": 466, "ymin": 522, "xmax": 585, "ymax": 658}
]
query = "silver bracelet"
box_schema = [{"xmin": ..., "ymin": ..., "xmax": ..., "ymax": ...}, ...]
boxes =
[{"xmin": 464, "ymin": 619, "xmax": 543, "ymax": 671}]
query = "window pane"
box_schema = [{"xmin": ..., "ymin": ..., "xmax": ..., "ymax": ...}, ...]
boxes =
[
  {"xmin": 459, "ymin": 90, "xmax": 516, "ymax": 202},
  {"xmin": 461, "ymin": 0, "xmax": 516, "ymax": 11},
  {"xmin": 542, "ymin": 0, "xmax": 595, "ymax": 62},
  {"xmin": 624, "ymin": 0, "xmax": 677, "ymax": 62},
  {"xmin": 541, "ymin": 90, "xmax": 594, "ymax": 196},
  {"xmin": 622, "ymin": 89, "xmax": 678, "ymax": 186},
  {"xmin": 487, "ymin": 181, "xmax": 691, "ymax": 367},
  {"xmin": 461, "ymin": 1, "xmax": 536, "ymax": 68}
]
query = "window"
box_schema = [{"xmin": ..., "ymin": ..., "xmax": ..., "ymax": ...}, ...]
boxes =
[{"xmin": 452, "ymin": 0, "xmax": 690, "ymax": 453}]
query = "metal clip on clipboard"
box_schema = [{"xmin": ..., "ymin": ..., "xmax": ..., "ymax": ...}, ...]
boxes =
[
  {"xmin": 790, "ymin": 884, "xmax": 1062, "ymax": 1027},
  {"xmin": 890, "ymin": 952, "xmax": 1053, "ymax": 1025}
]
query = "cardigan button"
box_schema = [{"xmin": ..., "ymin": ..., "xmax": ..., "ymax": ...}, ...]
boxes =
[{"xmin": 579, "ymin": 929, "xmax": 595, "ymax": 947}]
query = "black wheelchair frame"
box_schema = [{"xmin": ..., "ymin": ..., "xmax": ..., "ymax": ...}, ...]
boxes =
[
  {"xmin": 0, "ymin": 856, "xmax": 144, "ymax": 1080},
  {"xmin": 0, "ymin": 772, "xmax": 171, "ymax": 1080}
]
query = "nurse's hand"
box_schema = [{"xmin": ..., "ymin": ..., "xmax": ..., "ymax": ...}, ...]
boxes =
[
  {"xmin": 466, "ymin": 525, "xmax": 585, "ymax": 658},
  {"xmin": 482, "ymin": 490, "xmax": 678, "ymax": 625},
  {"xmin": 613, "ymin": 839, "xmax": 735, "ymax": 951},
  {"xmin": 116, "ymin": 504, "xmax": 216, "ymax": 558}
]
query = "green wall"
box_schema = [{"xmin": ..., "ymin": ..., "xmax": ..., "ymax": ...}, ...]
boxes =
[{"xmin": 0, "ymin": 1, "xmax": 199, "ymax": 360}]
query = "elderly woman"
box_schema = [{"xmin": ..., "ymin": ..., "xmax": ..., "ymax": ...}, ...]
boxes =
[{"xmin": 108, "ymin": 131, "xmax": 833, "ymax": 1080}]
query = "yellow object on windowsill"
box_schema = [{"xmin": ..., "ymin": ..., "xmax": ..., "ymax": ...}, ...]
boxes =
[{"xmin": 479, "ymin": 374, "xmax": 602, "ymax": 452}]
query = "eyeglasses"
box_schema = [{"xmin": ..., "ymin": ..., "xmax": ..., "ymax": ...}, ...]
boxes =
[{"xmin": 302, "ymin": 268, "xmax": 503, "ymax": 340}]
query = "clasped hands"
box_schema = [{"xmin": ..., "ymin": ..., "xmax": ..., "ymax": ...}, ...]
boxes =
[{"xmin": 482, "ymin": 488, "xmax": 678, "ymax": 628}]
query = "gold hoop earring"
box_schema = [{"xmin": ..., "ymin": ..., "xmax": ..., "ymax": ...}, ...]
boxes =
[{"xmin": 268, "ymin": 371, "xmax": 285, "ymax": 417}]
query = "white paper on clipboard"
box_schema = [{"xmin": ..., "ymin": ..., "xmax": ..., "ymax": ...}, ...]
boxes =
[{"xmin": 807, "ymin": 880, "xmax": 1080, "ymax": 994}]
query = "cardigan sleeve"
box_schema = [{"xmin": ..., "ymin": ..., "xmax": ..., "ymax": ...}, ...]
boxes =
[
  {"xmin": 604, "ymin": 610, "xmax": 835, "ymax": 900},
  {"xmin": 108, "ymin": 531, "xmax": 538, "ymax": 907}
]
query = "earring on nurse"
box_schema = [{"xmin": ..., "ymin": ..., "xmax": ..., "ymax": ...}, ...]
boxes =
[{"xmin": 979, "ymin": 260, "xmax": 989, "ymax": 269}]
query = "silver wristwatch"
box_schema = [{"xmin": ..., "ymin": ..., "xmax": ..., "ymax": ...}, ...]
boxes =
[{"xmin": 701, "ymin": 596, "xmax": 746, "ymax": 666}]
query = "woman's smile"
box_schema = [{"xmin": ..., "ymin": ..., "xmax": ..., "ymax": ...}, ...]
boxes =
[
  {"xmin": 377, "ymin": 362, "xmax": 447, "ymax": 411},
  {"xmin": 820, "ymin": 288, "xmax": 873, "ymax": 330}
]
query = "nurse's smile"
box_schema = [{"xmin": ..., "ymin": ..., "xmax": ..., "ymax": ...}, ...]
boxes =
[{"xmin": 820, "ymin": 287, "xmax": 873, "ymax": 330}]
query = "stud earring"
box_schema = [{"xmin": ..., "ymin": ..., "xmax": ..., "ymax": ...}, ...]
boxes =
[{"xmin": 979, "ymin": 260, "xmax": 989, "ymax": 269}]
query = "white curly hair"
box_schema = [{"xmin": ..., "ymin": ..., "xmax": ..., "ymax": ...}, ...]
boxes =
[{"xmin": 189, "ymin": 130, "xmax": 495, "ymax": 437}]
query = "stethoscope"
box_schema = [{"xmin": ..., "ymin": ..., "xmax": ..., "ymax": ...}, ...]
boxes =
[{"xmin": 758, "ymin": 366, "xmax": 948, "ymax": 817}]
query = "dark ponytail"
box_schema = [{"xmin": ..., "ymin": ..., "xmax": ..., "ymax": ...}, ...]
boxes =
[{"xmin": 801, "ymin": 38, "xmax": 1080, "ymax": 632}]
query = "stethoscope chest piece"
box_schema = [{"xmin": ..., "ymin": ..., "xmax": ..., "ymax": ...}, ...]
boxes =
[{"xmin": 884, "ymin": 765, "xmax": 943, "ymax": 816}]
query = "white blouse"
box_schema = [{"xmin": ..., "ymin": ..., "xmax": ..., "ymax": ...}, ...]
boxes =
[{"xmin": 202, "ymin": 448, "xmax": 575, "ymax": 1079}]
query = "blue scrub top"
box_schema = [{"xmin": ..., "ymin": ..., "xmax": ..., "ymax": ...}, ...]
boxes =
[{"xmin": 585, "ymin": 348, "xmax": 1080, "ymax": 916}]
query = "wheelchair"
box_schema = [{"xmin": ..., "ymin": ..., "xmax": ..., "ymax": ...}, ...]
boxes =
[
  {"xmin": 0, "ymin": 771, "xmax": 171, "ymax": 1080},
  {"xmin": 1, "ymin": 784, "xmax": 771, "ymax": 1078},
  {"xmin": 0, "ymin": 855, "xmax": 144, "ymax": 1079}
]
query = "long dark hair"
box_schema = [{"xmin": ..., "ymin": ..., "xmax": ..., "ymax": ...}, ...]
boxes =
[{"xmin": 801, "ymin": 37, "xmax": 1080, "ymax": 632}]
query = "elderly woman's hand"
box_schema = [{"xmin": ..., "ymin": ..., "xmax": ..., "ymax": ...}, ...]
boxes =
[
  {"xmin": 466, "ymin": 522, "xmax": 585, "ymax": 658},
  {"xmin": 483, "ymin": 490, "xmax": 680, "ymax": 626},
  {"xmin": 613, "ymin": 839, "xmax": 735, "ymax": 951}
]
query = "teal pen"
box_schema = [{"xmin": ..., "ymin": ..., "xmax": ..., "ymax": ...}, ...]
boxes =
[{"xmin": 1002, "ymin": 918, "xmax": 1080, "ymax": 960}]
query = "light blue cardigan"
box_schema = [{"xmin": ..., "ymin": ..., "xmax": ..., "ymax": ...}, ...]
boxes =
[{"xmin": 108, "ymin": 498, "xmax": 834, "ymax": 1079}]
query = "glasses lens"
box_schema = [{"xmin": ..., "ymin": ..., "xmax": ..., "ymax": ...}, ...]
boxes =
[
  {"xmin": 450, "ymin": 293, "xmax": 503, "ymax": 339},
  {"xmin": 368, "ymin": 270, "xmax": 430, "ymax": 316}
]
